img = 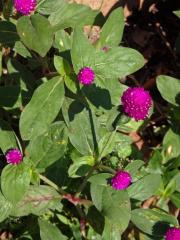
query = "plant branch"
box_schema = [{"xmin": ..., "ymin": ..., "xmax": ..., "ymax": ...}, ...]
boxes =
[
  {"xmin": 98, "ymin": 164, "xmax": 116, "ymax": 174},
  {"xmin": 39, "ymin": 174, "xmax": 66, "ymax": 195}
]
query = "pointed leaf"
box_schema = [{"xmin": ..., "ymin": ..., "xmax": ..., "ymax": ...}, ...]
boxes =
[
  {"xmin": 99, "ymin": 7, "xmax": 124, "ymax": 48},
  {"xmin": 20, "ymin": 76, "xmax": 64, "ymax": 140},
  {"xmin": 71, "ymin": 27, "xmax": 95, "ymax": 73}
]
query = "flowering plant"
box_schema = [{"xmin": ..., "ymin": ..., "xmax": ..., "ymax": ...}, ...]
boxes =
[{"xmin": 0, "ymin": 0, "xmax": 179, "ymax": 239}]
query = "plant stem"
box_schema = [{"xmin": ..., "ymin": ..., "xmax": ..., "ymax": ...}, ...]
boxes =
[
  {"xmin": 98, "ymin": 164, "xmax": 116, "ymax": 174},
  {"xmin": 39, "ymin": 174, "xmax": 66, "ymax": 195}
]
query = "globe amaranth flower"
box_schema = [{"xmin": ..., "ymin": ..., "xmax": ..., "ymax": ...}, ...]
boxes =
[
  {"xmin": 165, "ymin": 227, "xmax": 180, "ymax": 240},
  {"xmin": 14, "ymin": 0, "xmax": 36, "ymax": 15},
  {"xmin": 5, "ymin": 149, "xmax": 23, "ymax": 165},
  {"xmin": 111, "ymin": 170, "xmax": 132, "ymax": 190},
  {"xmin": 77, "ymin": 67, "xmax": 95, "ymax": 85},
  {"xmin": 121, "ymin": 87, "xmax": 152, "ymax": 121}
]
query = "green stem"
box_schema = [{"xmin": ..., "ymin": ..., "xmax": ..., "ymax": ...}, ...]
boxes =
[
  {"xmin": 39, "ymin": 174, "xmax": 66, "ymax": 195},
  {"xmin": 98, "ymin": 164, "xmax": 116, "ymax": 174}
]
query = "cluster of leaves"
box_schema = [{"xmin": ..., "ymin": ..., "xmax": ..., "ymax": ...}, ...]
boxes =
[{"xmin": 0, "ymin": 0, "xmax": 179, "ymax": 239}]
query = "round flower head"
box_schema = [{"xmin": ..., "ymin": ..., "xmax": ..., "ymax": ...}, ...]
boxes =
[
  {"xmin": 77, "ymin": 67, "xmax": 95, "ymax": 85},
  {"xmin": 111, "ymin": 170, "xmax": 132, "ymax": 190},
  {"xmin": 121, "ymin": 87, "xmax": 152, "ymax": 121},
  {"xmin": 14, "ymin": 0, "xmax": 36, "ymax": 15},
  {"xmin": 165, "ymin": 227, "xmax": 180, "ymax": 240},
  {"xmin": 6, "ymin": 149, "xmax": 23, "ymax": 165}
]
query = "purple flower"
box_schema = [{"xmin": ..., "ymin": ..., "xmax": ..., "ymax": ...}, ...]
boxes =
[
  {"xmin": 165, "ymin": 227, "xmax": 180, "ymax": 240},
  {"xmin": 77, "ymin": 67, "xmax": 95, "ymax": 85},
  {"xmin": 5, "ymin": 149, "xmax": 23, "ymax": 165},
  {"xmin": 121, "ymin": 87, "xmax": 152, "ymax": 121},
  {"xmin": 111, "ymin": 170, "xmax": 132, "ymax": 190},
  {"xmin": 14, "ymin": 0, "xmax": 36, "ymax": 15}
]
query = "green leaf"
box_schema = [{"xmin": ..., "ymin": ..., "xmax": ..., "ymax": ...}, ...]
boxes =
[
  {"xmin": 0, "ymin": 21, "xmax": 19, "ymax": 47},
  {"xmin": 0, "ymin": 85, "xmax": 22, "ymax": 108},
  {"xmin": 27, "ymin": 122, "xmax": 68, "ymax": 168},
  {"xmin": 90, "ymin": 174, "xmax": 131, "ymax": 233},
  {"xmin": 98, "ymin": 131, "xmax": 117, "ymax": 159},
  {"xmin": 0, "ymin": 192, "xmax": 12, "ymax": 223},
  {"xmin": 20, "ymin": 76, "xmax": 64, "ymax": 140},
  {"xmin": 174, "ymin": 10, "xmax": 180, "ymax": 18},
  {"xmin": 171, "ymin": 172, "xmax": 180, "ymax": 192},
  {"xmin": 64, "ymin": 75, "xmax": 77, "ymax": 94},
  {"xmin": 102, "ymin": 218, "xmax": 122, "ymax": 240},
  {"xmin": 54, "ymin": 55, "xmax": 71, "ymax": 76},
  {"xmin": 10, "ymin": 185, "xmax": 62, "ymax": 217},
  {"xmin": 54, "ymin": 30, "xmax": 72, "ymax": 51},
  {"xmin": 170, "ymin": 192, "xmax": 180, "ymax": 208},
  {"xmin": 1, "ymin": 163, "xmax": 31, "ymax": 204},
  {"xmin": 106, "ymin": 79, "xmax": 127, "ymax": 106},
  {"xmin": 68, "ymin": 109, "xmax": 99, "ymax": 156},
  {"xmin": 98, "ymin": 7, "xmax": 124, "ymax": 48},
  {"xmin": 131, "ymin": 208, "xmax": 178, "ymax": 237},
  {"xmin": 71, "ymin": 27, "xmax": 95, "ymax": 73},
  {"xmin": 98, "ymin": 130, "xmax": 132, "ymax": 160},
  {"xmin": 68, "ymin": 155, "xmax": 94, "ymax": 178},
  {"xmin": 146, "ymin": 151, "xmax": 163, "ymax": 174},
  {"xmin": 14, "ymin": 41, "xmax": 32, "ymax": 58},
  {"xmin": 17, "ymin": 14, "xmax": 54, "ymax": 57},
  {"xmin": 83, "ymin": 84, "xmax": 112, "ymax": 110},
  {"xmin": 61, "ymin": 97, "xmax": 84, "ymax": 127},
  {"xmin": 39, "ymin": 219, "xmax": 67, "ymax": 240},
  {"xmin": 157, "ymin": 75, "xmax": 180, "ymax": 106},
  {"xmin": 49, "ymin": 3, "xmax": 98, "ymax": 31},
  {"xmin": 89, "ymin": 173, "xmax": 113, "ymax": 210},
  {"xmin": 125, "ymin": 160, "xmax": 144, "ymax": 180},
  {"xmin": 7, "ymin": 58, "xmax": 35, "ymax": 91},
  {"xmin": 0, "ymin": 120, "xmax": 18, "ymax": 153},
  {"xmin": 106, "ymin": 106, "xmax": 129, "ymax": 131},
  {"xmin": 128, "ymin": 174, "xmax": 162, "ymax": 201},
  {"xmin": 163, "ymin": 128, "xmax": 180, "ymax": 161},
  {"xmin": 94, "ymin": 47, "xmax": 144, "ymax": 87},
  {"xmin": 87, "ymin": 206, "xmax": 105, "ymax": 235},
  {"xmin": 163, "ymin": 179, "xmax": 176, "ymax": 198},
  {"xmin": 37, "ymin": 0, "xmax": 66, "ymax": 14}
]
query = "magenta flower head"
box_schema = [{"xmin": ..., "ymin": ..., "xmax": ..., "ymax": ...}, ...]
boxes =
[
  {"xmin": 14, "ymin": 0, "xmax": 36, "ymax": 15},
  {"xmin": 111, "ymin": 170, "xmax": 132, "ymax": 190},
  {"xmin": 5, "ymin": 149, "xmax": 23, "ymax": 165},
  {"xmin": 165, "ymin": 227, "xmax": 180, "ymax": 240},
  {"xmin": 121, "ymin": 87, "xmax": 152, "ymax": 121},
  {"xmin": 77, "ymin": 67, "xmax": 95, "ymax": 85}
]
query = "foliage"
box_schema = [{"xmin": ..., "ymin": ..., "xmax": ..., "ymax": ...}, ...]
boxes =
[{"xmin": 0, "ymin": 0, "xmax": 179, "ymax": 239}]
